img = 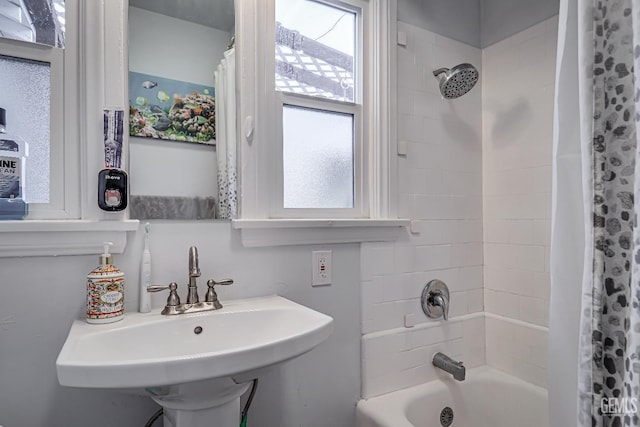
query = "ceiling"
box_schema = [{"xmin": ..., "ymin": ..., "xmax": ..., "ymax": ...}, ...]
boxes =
[
  {"xmin": 129, "ymin": 0, "xmax": 235, "ymax": 32},
  {"xmin": 398, "ymin": 0, "xmax": 560, "ymax": 48},
  {"xmin": 128, "ymin": 0, "xmax": 559, "ymax": 49}
]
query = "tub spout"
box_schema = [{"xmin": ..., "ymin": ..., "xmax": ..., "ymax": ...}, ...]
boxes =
[{"xmin": 432, "ymin": 352, "xmax": 465, "ymax": 381}]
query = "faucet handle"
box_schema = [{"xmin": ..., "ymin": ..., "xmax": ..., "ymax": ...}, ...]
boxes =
[
  {"xmin": 205, "ymin": 279, "xmax": 233, "ymax": 309},
  {"xmin": 147, "ymin": 285, "xmax": 170, "ymax": 293},
  {"xmin": 432, "ymin": 293, "xmax": 449, "ymax": 321},
  {"xmin": 208, "ymin": 279, "xmax": 234, "ymax": 286},
  {"xmin": 147, "ymin": 282, "xmax": 180, "ymax": 314},
  {"xmin": 148, "ymin": 283, "xmax": 181, "ymax": 313},
  {"xmin": 147, "ymin": 283, "xmax": 180, "ymax": 304},
  {"xmin": 159, "ymin": 283, "xmax": 182, "ymax": 315},
  {"xmin": 148, "ymin": 283, "xmax": 180, "ymax": 305},
  {"xmin": 421, "ymin": 279, "xmax": 450, "ymax": 321},
  {"xmin": 165, "ymin": 283, "xmax": 181, "ymax": 307}
]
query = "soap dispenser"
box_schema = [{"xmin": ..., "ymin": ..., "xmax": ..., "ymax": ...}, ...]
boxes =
[{"xmin": 86, "ymin": 242, "xmax": 125, "ymax": 324}]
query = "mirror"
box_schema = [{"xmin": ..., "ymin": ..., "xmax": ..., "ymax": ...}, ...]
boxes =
[{"xmin": 127, "ymin": 0, "xmax": 236, "ymax": 220}]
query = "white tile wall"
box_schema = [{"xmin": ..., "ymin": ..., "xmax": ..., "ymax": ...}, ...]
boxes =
[
  {"xmin": 361, "ymin": 22, "xmax": 485, "ymax": 396},
  {"xmin": 360, "ymin": 16, "xmax": 558, "ymax": 398},
  {"xmin": 485, "ymin": 314, "xmax": 548, "ymax": 389},
  {"xmin": 362, "ymin": 315, "xmax": 485, "ymax": 398},
  {"xmin": 482, "ymin": 16, "xmax": 557, "ymax": 386}
]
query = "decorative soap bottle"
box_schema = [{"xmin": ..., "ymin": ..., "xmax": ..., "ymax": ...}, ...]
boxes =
[
  {"xmin": 0, "ymin": 107, "xmax": 28, "ymax": 219},
  {"xmin": 86, "ymin": 242, "xmax": 125, "ymax": 324}
]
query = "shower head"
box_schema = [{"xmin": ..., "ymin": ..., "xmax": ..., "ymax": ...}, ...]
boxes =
[{"xmin": 433, "ymin": 63, "xmax": 479, "ymax": 99}]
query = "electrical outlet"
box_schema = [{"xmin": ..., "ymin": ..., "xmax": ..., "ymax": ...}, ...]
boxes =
[{"xmin": 312, "ymin": 250, "xmax": 332, "ymax": 286}]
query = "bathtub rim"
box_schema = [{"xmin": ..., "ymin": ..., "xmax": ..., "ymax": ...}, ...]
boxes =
[{"xmin": 356, "ymin": 365, "xmax": 548, "ymax": 427}]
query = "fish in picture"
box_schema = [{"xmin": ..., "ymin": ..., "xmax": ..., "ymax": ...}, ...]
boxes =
[{"xmin": 142, "ymin": 81, "xmax": 157, "ymax": 89}]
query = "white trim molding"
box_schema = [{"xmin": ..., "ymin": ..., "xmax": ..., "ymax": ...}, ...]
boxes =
[
  {"xmin": 232, "ymin": 218, "xmax": 409, "ymax": 247},
  {"xmin": 0, "ymin": 220, "xmax": 139, "ymax": 257}
]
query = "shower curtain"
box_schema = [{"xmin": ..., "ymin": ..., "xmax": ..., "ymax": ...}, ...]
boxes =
[
  {"xmin": 551, "ymin": 0, "xmax": 640, "ymax": 426},
  {"xmin": 214, "ymin": 47, "xmax": 237, "ymax": 219}
]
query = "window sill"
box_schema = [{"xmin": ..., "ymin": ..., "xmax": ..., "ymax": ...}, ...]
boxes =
[
  {"xmin": 0, "ymin": 219, "xmax": 140, "ymax": 257},
  {"xmin": 231, "ymin": 219, "xmax": 410, "ymax": 247}
]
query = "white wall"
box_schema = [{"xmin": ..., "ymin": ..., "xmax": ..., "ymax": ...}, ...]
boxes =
[
  {"xmin": 128, "ymin": 7, "xmax": 231, "ymax": 198},
  {"xmin": 360, "ymin": 22, "xmax": 485, "ymax": 398},
  {"xmin": 0, "ymin": 222, "xmax": 361, "ymax": 427},
  {"xmin": 128, "ymin": 7, "xmax": 229, "ymax": 87},
  {"xmin": 482, "ymin": 17, "xmax": 558, "ymax": 388}
]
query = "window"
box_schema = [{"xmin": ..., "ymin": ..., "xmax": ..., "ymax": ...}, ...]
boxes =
[
  {"xmin": 0, "ymin": 0, "xmax": 78, "ymax": 219},
  {"xmin": 283, "ymin": 105, "xmax": 354, "ymax": 209},
  {"xmin": 275, "ymin": 0, "xmax": 356, "ymax": 102},
  {"xmin": 272, "ymin": 0, "xmax": 366, "ymax": 218},
  {"xmin": 0, "ymin": 1, "xmax": 141, "ymax": 257},
  {"xmin": 0, "ymin": 55, "xmax": 51, "ymax": 204},
  {"xmin": 234, "ymin": 0, "xmax": 405, "ymax": 245},
  {"xmin": 0, "ymin": 0, "xmax": 65, "ymax": 47}
]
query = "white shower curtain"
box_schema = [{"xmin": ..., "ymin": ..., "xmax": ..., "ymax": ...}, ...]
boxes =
[
  {"xmin": 551, "ymin": 0, "xmax": 640, "ymax": 426},
  {"xmin": 214, "ymin": 47, "xmax": 237, "ymax": 219}
]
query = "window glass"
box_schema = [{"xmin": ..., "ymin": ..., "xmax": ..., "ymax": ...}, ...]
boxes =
[
  {"xmin": 283, "ymin": 105, "xmax": 354, "ymax": 209},
  {"xmin": 0, "ymin": 54, "xmax": 50, "ymax": 203},
  {"xmin": 275, "ymin": 0, "xmax": 355, "ymax": 102},
  {"xmin": 0, "ymin": 0, "xmax": 65, "ymax": 48}
]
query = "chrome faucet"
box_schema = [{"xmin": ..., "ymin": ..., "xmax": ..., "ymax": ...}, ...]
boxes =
[
  {"xmin": 432, "ymin": 352, "xmax": 465, "ymax": 381},
  {"xmin": 146, "ymin": 246, "xmax": 233, "ymax": 316}
]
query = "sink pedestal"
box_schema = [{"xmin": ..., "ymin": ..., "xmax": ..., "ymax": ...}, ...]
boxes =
[{"xmin": 147, "ymin": 378, "xmax": 251, "ymax": 427}]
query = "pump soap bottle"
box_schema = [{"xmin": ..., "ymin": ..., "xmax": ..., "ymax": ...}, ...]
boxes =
[{"xmin": 87, "ymin": 242, "xmax": 125, "ymax": 324}]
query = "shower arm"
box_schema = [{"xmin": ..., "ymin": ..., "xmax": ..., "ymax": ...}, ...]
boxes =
[{"xmin": 433, "ymin": 67, "xmax": 449, "ymax": 77}]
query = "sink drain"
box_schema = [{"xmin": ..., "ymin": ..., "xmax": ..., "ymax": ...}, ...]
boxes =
[
  {"xmin": 440, "ymin": 406, "xmax": 454, "ymax": 427},
  {"xmin": 194, "ymin": 326, "xmax": 203, "ymax": 335}
]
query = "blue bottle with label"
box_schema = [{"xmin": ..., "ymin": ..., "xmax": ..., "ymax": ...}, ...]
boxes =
[{"xmin": 0, "ymin": 108, "xmax": 28, "ymax": 219}]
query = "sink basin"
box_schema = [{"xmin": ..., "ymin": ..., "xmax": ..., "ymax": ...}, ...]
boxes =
[{"xmin": 57, "ymin": 295, "xmax": 333, "ymax": 390}]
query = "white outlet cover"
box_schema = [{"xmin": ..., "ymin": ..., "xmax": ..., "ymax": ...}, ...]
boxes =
[{"xmin": 312, "ymin": 250, "xmax": 332, "ymax": 286}]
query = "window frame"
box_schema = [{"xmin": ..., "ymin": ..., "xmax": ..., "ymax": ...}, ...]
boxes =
[
  {"xmin": 0, "ymin": 1, "xmax": 79, "ymax": 219},
  {"xmin": 0, "ymin": 0, "xmax": 139, "ymax": 257},
  {"xmin": 270, "ymin": 0, "xmax": 368, "ymax": 219},
  {"xmin": 234, "ymin": 0, "xmax": 407, "ymax": 245}
]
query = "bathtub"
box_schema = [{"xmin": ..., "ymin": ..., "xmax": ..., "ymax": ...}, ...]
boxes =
[{"xmin": 356, "ymin": 366, "xmax": 548, "ymax": 427}]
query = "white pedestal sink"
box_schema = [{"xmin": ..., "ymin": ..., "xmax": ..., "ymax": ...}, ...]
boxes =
[{"xmin": 56, "ymin": 295, "xmax": 333, "ymax": 427}]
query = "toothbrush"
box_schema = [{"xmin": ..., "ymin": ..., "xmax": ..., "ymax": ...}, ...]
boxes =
[{"xmin": 139, "ymin": 223, "xmax": 152, "ymax": 313}]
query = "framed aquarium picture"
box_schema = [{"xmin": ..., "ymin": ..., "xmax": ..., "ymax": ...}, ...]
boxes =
[{"xmin": 129, "ymin": 71, "xmax": 216, "ymax": 145}]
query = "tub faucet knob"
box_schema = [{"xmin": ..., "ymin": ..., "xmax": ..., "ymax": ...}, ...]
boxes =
[
  {"xmin": 432, "ymin": 293, "xmax": 449, "ymax": 321},
  {"xmin": 421, "ymin": 279, "xmax": 450, "ymax": 321}
]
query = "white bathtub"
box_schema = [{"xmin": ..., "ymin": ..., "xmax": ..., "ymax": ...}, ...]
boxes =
[{"xmin": 356, "ymin": 366, "xmax": 548, "ymax": 427}]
